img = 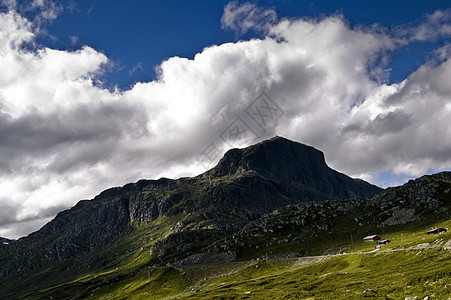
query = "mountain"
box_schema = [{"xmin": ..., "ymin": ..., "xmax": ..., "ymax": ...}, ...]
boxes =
[
  {"xmin": 205, "ymin": 136, "xmax": 381, "ymax": 199},
  {"xmin": 2, "ymin": 137, "xmax": 448, "ymax": 299}
]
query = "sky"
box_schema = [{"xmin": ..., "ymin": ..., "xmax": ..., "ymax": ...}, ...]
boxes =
[{"xmin": 0, "ymin": 0, "xmax": 450, "ymax": 239}]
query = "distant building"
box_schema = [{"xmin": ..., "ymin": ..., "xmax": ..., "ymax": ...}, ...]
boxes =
[
  {"xmin": 426, "ymin": 228, "xmax": 447, "ymax": 235},
  {"xmin": 377, "ymin": 239, "xmax": 390, "ymax": 245},
  {"xmin": 363, "ymin": 235, "xmax": 381, "ymax": 242}
]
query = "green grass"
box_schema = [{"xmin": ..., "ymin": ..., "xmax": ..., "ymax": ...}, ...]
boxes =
[
  {"xmin": 5, "ymin": 215, "xmax": 188, "ymax": 300},
  {"xmin": 174, "ymin": 248, "xmax": 450, "ymax": 299},
  {"xmin": 190, "ymin": 226, "xmax": 450, "ymax": 300},
  {"xmin": 26, "ymin": 218, "xmax": 450, "ymax": 300},
  {"xmin": 103, "ymin": 244, "xmax": 449, "ymax": 300},
  {"xmin": 5, "ymin": 188, "xmax": 450, "ymax": 300}
]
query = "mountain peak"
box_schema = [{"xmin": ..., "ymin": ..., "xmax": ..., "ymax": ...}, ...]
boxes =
[
  {"xmin": 206, "ymin": 136, "xmax": 381, "ymax": 199},
  {"xmin": 207, "ymin": 136, "xmax": 325, "ymax": 177}
]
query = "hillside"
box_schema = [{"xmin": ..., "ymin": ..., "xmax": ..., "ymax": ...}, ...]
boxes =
[{"xmin": 1, "ymin": 137, "xmax": 450, "ymax": 299}]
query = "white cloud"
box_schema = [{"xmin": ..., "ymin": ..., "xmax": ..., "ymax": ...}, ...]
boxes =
[
  {"xmin": 69, "ymin": 35, "xmax": 78, "ymax": 45},
  {"xmin": 221, "ymin": 1, "xmax": 277, "ymax": 34},
  {"xmin": 1, "ymin": 0, "xmax": 16, "ymax": 11},
  {"xmin": 0, "ymin": 11, "xmax": 33, "ymax": 51},
  {"xmin": 332, "ymin": 56, "xmax": 451, "ymax": 177},
  {"xmin": 410, "ymin": 9, "xmax": 451, "ymax": 42},
  {"xmin": 1, "ymin": 4, "xmax": 451, "ymax": 238}
]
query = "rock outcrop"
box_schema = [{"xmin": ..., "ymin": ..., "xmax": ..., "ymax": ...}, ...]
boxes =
[{"xmin": 204, "ymin": 136, "xmax": 382, "ymax": 199}]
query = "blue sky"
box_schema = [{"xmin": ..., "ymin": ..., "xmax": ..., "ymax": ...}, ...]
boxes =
[
  {"xmin": 0, "ymin": 0, "xmax": 450, "ymax": 238},
  {"xmin": 34, "ymin": 0, "xmax": 451, "ymax": 88}
]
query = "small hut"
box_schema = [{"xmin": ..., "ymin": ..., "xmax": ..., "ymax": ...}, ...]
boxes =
[
  {"xmin": 426, "ymin": 228, "xmax": 447, "ymax": 235},
  {"xmin": 363, "ymin": 235, "xmax": 381, "ymax": 242}
]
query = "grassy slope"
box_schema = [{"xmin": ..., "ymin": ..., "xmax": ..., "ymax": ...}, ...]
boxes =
[
  {"xmin": 109, "ymin": 219, "xmax": 451, "ymax": 300},
  {"xmin": 8, "ymin": 215, "xmax": 186, "ymax": 299},
  {"xmin": 23, "ymin": 218, "xmax": 451, "ymax": 300},
  {"xmin": 6, "ymin": 173, "xmax": 450, "ymax": 299}
]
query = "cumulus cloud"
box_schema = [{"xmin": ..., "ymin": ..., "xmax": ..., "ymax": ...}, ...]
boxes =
[
  {"xmin": 329, "ymin": 54, "xmax": 451, "ymax": 177},
  {"xmin": 1, "ymin": 2, "xmax": 451, "ymax": 238}
]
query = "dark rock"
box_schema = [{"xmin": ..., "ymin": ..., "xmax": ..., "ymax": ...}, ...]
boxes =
[
  {"xmin": 0, "ymin": 237, "xmax": 13, "ymax": 246},
  {"xmin": 204, "ymin": 136, "xmax": 382, "ymax": 199}
]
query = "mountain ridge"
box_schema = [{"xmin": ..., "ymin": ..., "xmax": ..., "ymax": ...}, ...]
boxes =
[{"xmin": 3, "ymin": 137, "xmax": 450, "ymax": 299}]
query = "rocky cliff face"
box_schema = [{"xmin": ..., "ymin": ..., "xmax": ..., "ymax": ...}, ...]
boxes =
[
  {"xmin": 112, "ymin": 137, "xmax": 383, "ymax": 228},
  {"xmin": 204, "ymin": 136, "xmax": 381, "ymax": 199}
]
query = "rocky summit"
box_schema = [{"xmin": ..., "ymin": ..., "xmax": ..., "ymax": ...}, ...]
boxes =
[
  {"xmin": 206, "ymin": 136, "xmax": 381, "ymax": 199},
  {"xmin": 0, "ymin": 137, "xmax": 450, "ymax": 299}
]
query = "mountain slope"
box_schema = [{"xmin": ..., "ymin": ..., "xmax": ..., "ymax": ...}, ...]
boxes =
[
  {"xmin": 0, "ymin": 136, "xmax": 387, "ymax": 297},
  {"xmin": 209, "ymin": 171, "xmax": 451, "ymax": 260},
  {"xmin": 2, "ymin": 171, "xmax": 449, "ymax": 299}
]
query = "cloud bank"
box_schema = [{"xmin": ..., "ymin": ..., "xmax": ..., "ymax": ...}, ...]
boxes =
[{"xmin": 0, "ymin": 3, "xmax": 450, "ymax": 238}]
